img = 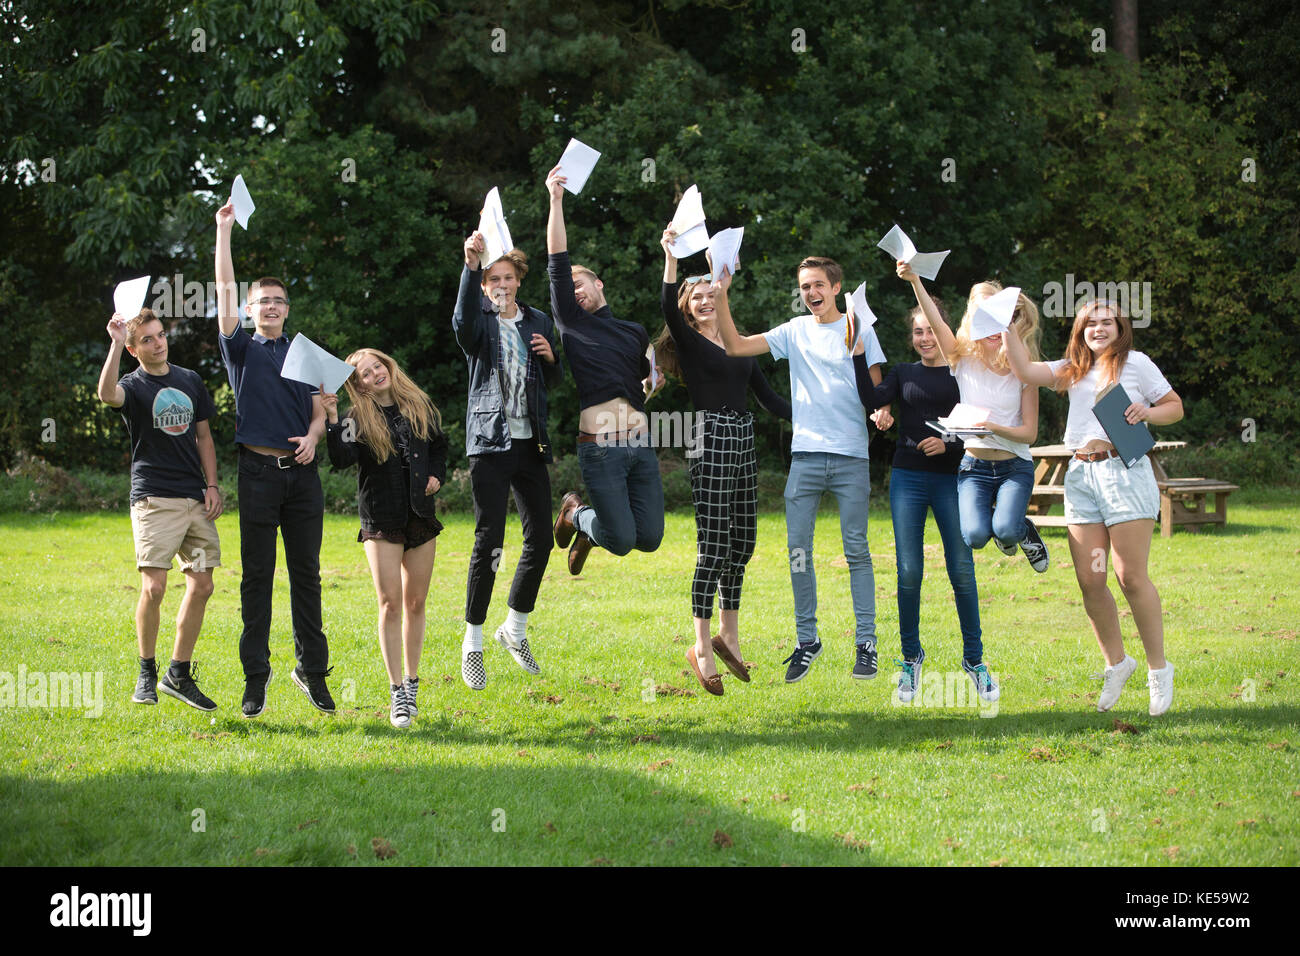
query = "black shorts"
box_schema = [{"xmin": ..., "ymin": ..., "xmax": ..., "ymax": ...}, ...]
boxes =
[{"xmin": 358, "ymin": 511, "xmax": 443, "ymax": 550}]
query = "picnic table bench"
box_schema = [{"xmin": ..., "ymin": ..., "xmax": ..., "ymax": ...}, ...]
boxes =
[{"xmin": 1026, "ymin": 442, "xmax": 1239, "ymax": 536}]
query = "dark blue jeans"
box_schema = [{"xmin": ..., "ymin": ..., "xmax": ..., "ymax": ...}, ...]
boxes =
[
  {"xmin": 574, "ymin": 441, "xmax": 664, "ymax": 555},
  {"xmin": 956, "ymin": 453, "xmax": 1034, "ymax": 550},
  {"xmin": 889, "ymin": 467, "xmax": 982, "ymax": 663},
  {"xmin": 236, "ymin": 450, "xmax": 328, "ymax": 678}
]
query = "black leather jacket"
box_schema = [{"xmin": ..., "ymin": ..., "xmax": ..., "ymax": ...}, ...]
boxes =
[
  {"xmin": 452, "ymin": 264, "xmax": 562, "ymax": 461},
  {"xmin": 327, "ymin": 410, "xmax": 449, "ymax": 528}
]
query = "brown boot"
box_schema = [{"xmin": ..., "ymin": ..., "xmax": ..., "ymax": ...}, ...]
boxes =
[
  {"xmin": 568, "ymin": 531, "xmax": 594, "ymax": 575},
  {"xmin": 553, "ymin": 492, "xmax": 583, "ymax": 549}
]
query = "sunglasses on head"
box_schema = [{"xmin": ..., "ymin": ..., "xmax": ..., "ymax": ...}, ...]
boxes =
[{"xmin": 685, "ymin": 274, "xmax": 713, "ymax": 285}]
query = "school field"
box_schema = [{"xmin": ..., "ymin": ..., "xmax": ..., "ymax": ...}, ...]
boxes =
[{"xmin": 1, "ymin": 490, "xmax": 1297, "ymax": 866}]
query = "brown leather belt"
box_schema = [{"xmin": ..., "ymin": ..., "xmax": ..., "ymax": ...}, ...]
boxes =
[
  {"xmin": 577, "ymin": 430, "xmax": 647, "ymax": 445},
  {"xmin": 1074, "ymin": 448, "xmax": 1120, "ymax": 462}
]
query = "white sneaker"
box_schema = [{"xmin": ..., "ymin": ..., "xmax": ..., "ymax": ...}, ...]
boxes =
[
  {"xmin": 461, "ymin": 647, "xmax": 486, "ymax": 691},
  {"xmin": 1148, "ymin": 661, "xmax": 1174, "ymax": 716},
  {"xmin": 1097, "ymin": 654, "xmax": 1137, "ymax": 711},
  {"xmin": 495, "ymin": 625, "xmax": 541, "ymax": 675}
]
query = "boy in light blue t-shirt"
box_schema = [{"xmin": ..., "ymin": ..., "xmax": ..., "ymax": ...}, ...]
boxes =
[{"xmin": 714, "ymin": 257, "xmax": 889, "ymax": 683}]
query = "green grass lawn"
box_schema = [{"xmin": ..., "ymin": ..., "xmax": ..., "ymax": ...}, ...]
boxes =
[{"xmin": 1, "ymin": 489, "xmax": 1297, "ymax": 866}]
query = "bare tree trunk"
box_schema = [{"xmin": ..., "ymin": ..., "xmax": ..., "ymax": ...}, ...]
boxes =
[{"xmin": 1114, "ymin": 0, "xmax": 1139, "ymax": 65}]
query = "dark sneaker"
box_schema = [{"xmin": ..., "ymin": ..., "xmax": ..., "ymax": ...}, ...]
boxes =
[
  {"xmin": 292, "ymin": 665, "xmax": 335, "ymax": 714},
  {"xmin": 389, "ymin": 684, "xmax": 411, "ymax": 729},
  {"xmin": 131, "ymin": 659, "xmax": 158, "ymax": 705},
  {"xmin": 242, "ymin": 667, "xmax": 273, "ymax": 719},
  {"xmin": 781, "ymin": 640, "xmax": 823, "ymax": 683},
  {"xmin": 852, "ymin": 642, "xmax": 879, "ymax": 680},
  {"xmin": 495, "ymin": 625, "xmax": 541, "ymax": 675},
  {"xmin": 896, "ymin": 648, "xmax": 926, "ymax": 704},
  {"xmin": 402, "ymin": 675, "xmax": 419, "ymax": 718},
  {"xmin": 962, "ymin": 659, "xmax": 1000, "ymax": 703},
  {"xmin": 1019, "ymin": 518, "xmax": 1049, "ymax": 573},
  {"xmin": 159, "ymin": 663, "xmax": 217, "ymax": 712},
  {"xmin": 993, "ymin": 536, "xmax": 1018, "ymax": 556}
]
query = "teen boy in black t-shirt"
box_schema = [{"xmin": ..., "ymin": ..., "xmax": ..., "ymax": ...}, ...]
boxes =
[{"xmin": 97, "ymin": 308, "xmax": 223, "ymax": 711}]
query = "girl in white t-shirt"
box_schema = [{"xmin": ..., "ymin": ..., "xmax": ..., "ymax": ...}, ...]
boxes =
[
  {"xmin": 902, "ymin": 263, "xmax": 1050, "ymax": 574},
  {"xmin": 1004, "ymin": 299, "xmax": 1184, "ymax": 716}
]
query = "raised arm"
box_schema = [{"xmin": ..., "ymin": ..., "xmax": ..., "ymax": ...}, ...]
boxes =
[
  {"xmin": 452, "ymin": 233, "xmax": 487, "ymax": 354},
  {"xmin": 215, "ymin": 200, "xmax": 240, "ymax": 337},
  {"xmin": 661, "ymin": 224, "xmax": 678, "ymax": 285},
  {"xmin": 713, "ymin": 271, "xmax": 769, "ymax": 357},
  {"xmin": 545, "ymin": 165, "xmax": 567, "ymax": 255},
  {"xmin": 899, "ymin": 261, "xmax": 955, "ymax": 364},
  {"xmin": 1003, "ymin": 325, "xmax": 1060, "ymax": 388},
  {"xmin": 97, "ymin": 314, "xmax": 128, "ymax": 407}
]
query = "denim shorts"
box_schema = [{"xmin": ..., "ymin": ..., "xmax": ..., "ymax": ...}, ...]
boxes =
[{"xmin": 1063, "ymin": 454, "xmax": 1159, "ymax": 526}]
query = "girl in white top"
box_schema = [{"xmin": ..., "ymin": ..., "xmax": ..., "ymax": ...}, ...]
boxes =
[
  {"xmin": 1004, "ymin": 299, "xmax": 1184, "ymax": 716},
  {"xmin": 902, "ymin": 263, "xmax": 1050, "ymax": 572}
]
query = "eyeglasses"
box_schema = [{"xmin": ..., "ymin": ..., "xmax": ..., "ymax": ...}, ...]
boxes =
[
  {"xmin": 251, "ymin": 297, "xmax": 289, "ymax": 306},
  {"xmin": 685, "ymin": 274, "xmax": 713, "ymax": 284}
]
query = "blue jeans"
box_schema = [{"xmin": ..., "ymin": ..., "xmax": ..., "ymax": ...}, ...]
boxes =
[
  {"xmin": 783, "ymin": 452, "xmax": 875, "ymax": 647},
  {"xmin": 889, "ymin": 467, "xmax": 982, "ymax": 663},
  {"xmin": 574, "ymin": 441, "xmax": 664, "ymax": 555},
  {"xmin": 957, "ymin": 454, "xmax": 1034, "ymax": 551}
]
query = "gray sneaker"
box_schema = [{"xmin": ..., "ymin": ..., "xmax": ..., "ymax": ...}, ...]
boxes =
[
  {"xmin": 389, "ymin": 683, "xmax": 411, "ymax": 729},
  {"xmin": 1019, "ymin": 518, "xmax": 1050, "ymax": 573},
  {"xmin": 131, "ymin": 658, "xmax": 158, "ymax": 705},
  {"xmin": 962, "ymin": 659, "xmax": 1000, "ymax": 703},
  {"xmin": 402, "ymin": 675, "xmax": 419, "ymax": 718}
]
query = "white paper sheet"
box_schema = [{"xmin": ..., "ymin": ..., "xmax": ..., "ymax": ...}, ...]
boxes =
[
  {"xmin": 667, "ymin": 185, "xmax": 710, "ymax": 258},
  {"xmin": 477, "ymin": 187, "xmax": 513, "ymax": 268},
  {"xmin": 113, "ymin": 275, "xmax": 151, "ymax": 319},
  {"xmin": 230, "ymin": 174, "xmax": 256, "ymax": 230},
  {"xmin": 556, "ymin": 138, "xmax": 601, "ymax": 195},
  {"xmin": 708, "ymin": 226, "xmax": 744, "ymax": 277},
  {"xmin": 942, "ymin": 403, "xmax": 991, "ymax": 428},
  {"xmin": 969, "ymin": 286, "xmax": 1021, "ymax": 339},
  {"xmin": 280, "ymin": 333, "xmax": 356, "ymax": 395},
  {"xmin": 876, "ymin": 224, "xmax": 950, "ymax": 281},
  {"xmin": 849, "ymin": 282, "xmax": 879, "ymax": 328}
]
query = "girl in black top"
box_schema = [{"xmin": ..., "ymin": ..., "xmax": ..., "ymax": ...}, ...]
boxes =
[
  {"xmin": 851, "ymin": 298, "xmax": 983, "ymax": 705},
  {"xmin": 657, "ymin": 225, "xmax": 793, "ymax": 695},
  {"xmin": 323, "ymin": 348, "xmax": 448, "ymax": 729}
]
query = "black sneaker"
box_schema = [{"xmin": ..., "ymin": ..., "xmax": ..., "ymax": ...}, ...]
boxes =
[
  {"xmin": 389, "ymin": 684, "xmax": 411, "ymax": 729},
  {"xmin": 781, "ymin": 640, "xmax": 823, "ymax": 683},
  {"xmin": 131, "ymin": 658, "xmax": 158, "ymax": 705},
  {"xmin": 242, "ymin": 667, "xmax": 273, "ymax": 719},
  {"xmin": 1019, "ymin": 518, "xmax": 1050, "ymax": 573},
  {"xmin": 402, "ymin": 675, "xmax": 419, "ymax": 718},
  {"xmin": 292, "ymin": 665, "xmax": 336, "ymax": 714},
  {"xmin": 159, "ymin": 663, "xmax": 217, "ymax": 712},
  {"xmin": 852, "ymin": 642, "xmax": 878, "ymax": 680}
]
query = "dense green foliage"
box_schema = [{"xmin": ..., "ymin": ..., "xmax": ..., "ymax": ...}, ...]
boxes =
[{"xmin": 3, "ymin": 0, "xmax": 1296, "ymax": 479}]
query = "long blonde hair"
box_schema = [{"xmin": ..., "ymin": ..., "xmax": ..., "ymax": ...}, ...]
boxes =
[
  {"xmin": 951, "ymin": 280, "xmax": 1041, "ymax": 370},
  {"xmin": 342, "ymin": 348, "xmax": 442, "ymax": 463}
]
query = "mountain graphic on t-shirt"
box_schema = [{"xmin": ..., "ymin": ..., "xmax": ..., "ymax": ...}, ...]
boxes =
[{"xmin": 152, "ymin": 387, "xmax": 194, "ymax": 435}]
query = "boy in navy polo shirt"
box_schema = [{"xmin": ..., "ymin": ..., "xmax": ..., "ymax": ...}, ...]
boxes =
[
  {"xmin": 215, "ymin": 199, "xmax": 333, "ymax": 718},
  {"xmin": 97, "ymin": 308, "xmax": 223, "ymax": 711}
]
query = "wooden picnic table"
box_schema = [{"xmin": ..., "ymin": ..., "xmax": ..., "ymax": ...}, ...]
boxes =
[{"xmin": 1025, "ymin": 441, "xmax": 1238, "ymax": 536}]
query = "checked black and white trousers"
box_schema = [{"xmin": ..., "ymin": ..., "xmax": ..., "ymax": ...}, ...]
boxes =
[{"xmin": 688, "ymin": 409, "xmax": 758, "ymax": 620}]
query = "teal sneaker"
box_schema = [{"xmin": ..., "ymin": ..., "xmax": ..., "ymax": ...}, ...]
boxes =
[
  {"xmin": 962, "ymin": 659, "xmax": 1000, "ymax": 703},
  {"xmin": 896, "ymin": 648, "xmax": 925, "ymax": 703}
]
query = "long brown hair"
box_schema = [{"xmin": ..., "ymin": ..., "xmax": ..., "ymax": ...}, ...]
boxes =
[
  {"xmin": 341, "ymin": 348, "xmax": 442, "ymax": 462},
  {"xmin": 653, "ymin": 277, "xmax": 711, "ymax": 382},
  {"xmin": 952, "ymin": 280, "xmax": 1042, "ymax": 371},
  {"xmin": 1055, "ymin": 299, "xmax": 1134, "ymax": 392}
]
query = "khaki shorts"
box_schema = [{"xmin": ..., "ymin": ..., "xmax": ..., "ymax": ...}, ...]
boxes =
[{"xmin": 130, "ymin": 496, "xmax": 222, "ymax": 572}]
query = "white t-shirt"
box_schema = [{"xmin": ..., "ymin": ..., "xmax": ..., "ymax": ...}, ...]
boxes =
[
  {"xmin": 950, "ymin": 356, "xmax": 1031, "ymax": 460},
  {"xmin": 764, "ymin": 314, "xmax": 886, "ymax": 459},
  {"xmin": 1048, "ymin": 351, "xmax": 1172, "ymax": 450},
  {"xmin": 496, "ymin": 312, "xmax": 533, "ymax": 439}
]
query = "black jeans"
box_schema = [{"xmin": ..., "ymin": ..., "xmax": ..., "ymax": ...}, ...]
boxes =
[
  {"xmin": 465, "ymin": 440, "xmax": 552, "ymax": 625},
  {"xmin": 237, "ymin": 450, "xmax": 328, "ymax": 677}
]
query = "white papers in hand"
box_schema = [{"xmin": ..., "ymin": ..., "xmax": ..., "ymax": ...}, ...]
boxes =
[
  {"xmin": 943, "ymin": 403, "xmax": 991, "ymax": 429},
  {"xmin": 668, "ymin": 185, "xmax": 710, "ymax": 258},
  {"xmin": 281, "ymin": 333, "xmax": 356, "ymax": 395},
  {"xmin": 708, "ymin": 227, "xmax": 744, "ymax": 277},
  {"xmin": 113, "ymin": 275, "xmax": 151, "ymax": 319},
  {"xmin": 969, "ymin": 286, "xmax": 1021, "ymax": 339},
  {"xmin": 477, "ymin": 187, "xmax": 513, "ymax": 268},
  {"xmin": 557, "ymin": 138, "xmax": 601, "ymax": 195},
  {"xmin": 849, "ymin": 282, "xmax": 879, "ymax": 328},
  {"xmin": 876, "ymin": 224, "xmax": 950, "ymax": 281},
  {"xmin": 230, "ymin": 175, "xmax": 256, "ymax": 230}
]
